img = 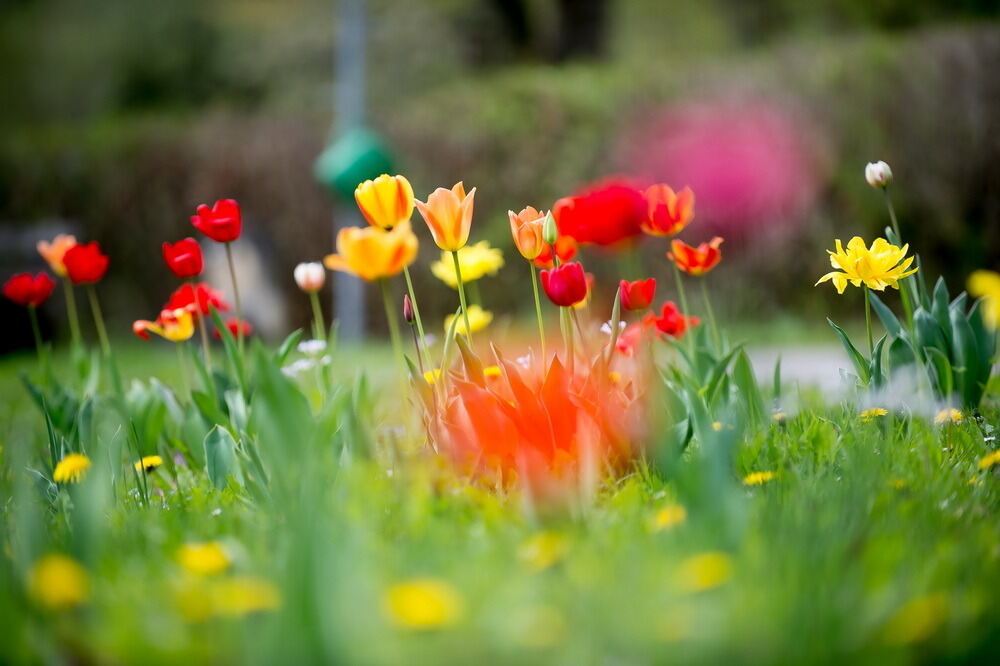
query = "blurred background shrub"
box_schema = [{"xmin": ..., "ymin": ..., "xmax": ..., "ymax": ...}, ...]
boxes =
[{"xmin": 1, "ymin": 0, "xmax": 997, "ymax": 347}]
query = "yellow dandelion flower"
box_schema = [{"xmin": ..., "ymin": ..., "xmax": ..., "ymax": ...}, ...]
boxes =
[
  {"xmin": 650, "ymin": 503, "xmax": 687, "ymax": 532},
  {"xmin": 28, "ymin": 554, "xmax": 89, "ymax": 609},
  {"xmin": 53, "ymin": 453, "xmax": 91, "ymax": 483},
  {"xmin": 816, "ymin": 236, "xmax": 918, "ymax": 294},
  {"xmin": 674, "ymin": 552, "xmax": 732, "ymax": 592},
  {"xmin": 134, "ymin": 455, "xmax": 164, "ymax": 472},
  {"xmin": 771, "ymin": 411, "xmax": 787, "ymax": 423},
  {"xmin": 860, "ymin": 407, "xmax": 889, "ymax": 422},
  {"xmin": 177, "ymin": 541, "xmax": 230, "ymax": 576},
  {"xmin": 978, "ymin": 450, "xmax": 1000, "ymax": 470},
  {"xmin": 743, "ymin": 471, "xmax": 776, "ymax": 486},
  {"xmin": 444, "ymin": 305, "xmax": 493, "ymax": 335},
  {"xmin": 711, "ymin": 421, "xmax": 723, "ymax": 431},
  {"xmin": 934, "ymin": 408, "xmax": 963, "ymax": 425},
  {"xmin": 882, "ymin": 594, "xmax": 948, "ymax": 645},
  {"xmin": 518, "ymin": 531, "xmax": 570, "ymax": 572},
  {"xmin": 384, "ymin": 578, "xmax": 463, "ymax": 630},
  {"xmin": 211, "ymin": 576, "xmax": 281, "ymax": 617},
  {"xmin": 430, "ymin": 241, "xmax": 504, "ymax": 288}
]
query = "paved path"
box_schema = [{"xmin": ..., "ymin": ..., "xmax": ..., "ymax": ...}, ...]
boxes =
[{"xmin": 748, "ymin": 346, "xmax": 849, "ymax": 392}]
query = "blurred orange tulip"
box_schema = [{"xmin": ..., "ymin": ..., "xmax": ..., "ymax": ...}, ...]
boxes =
[
  {"xmin": 323, "ymin": 220, "xmax": 418, "ymax": 281},
  {"xmin": 37, "ymin": 234, "xmax": 78, "ymax": 277},
  {"xmin": 355, "ymin": 174, "xmax": 415, "ymax": 231},
  {"xmin": 642, "ymin": 185, "xmax": 694, "ymax": 237},
  {"xmin": 508, "ymin": 206, "xmax": 547, "ymax": 260},
  {"xmin": 668, "ymin": 237, "xmax": 723, "ymax": 276},
  {"xmin": 415, "ymin": 182, "xmax": 475, "ymax": 252}
]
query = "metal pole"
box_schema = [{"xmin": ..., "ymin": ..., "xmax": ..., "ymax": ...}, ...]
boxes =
[{"xmin": 333, "ymin": 0, "xmax": 366, "ymax": 342}]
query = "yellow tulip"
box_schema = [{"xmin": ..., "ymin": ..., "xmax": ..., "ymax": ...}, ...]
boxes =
[
  {"xmin": 415, "ymin": 182, "xmax": 476, "ymax": 252},
  {"xmin": 430, "ymin": 241, "xmax": 504, "ymax": 289},
  {"xmin": 324, "ymin": 220, "xmax": 418, "ymax": 282},
  {"xmin": 444, "ymin": 305, "xmax": 492, "ymax": 335},
  {"xmin": 133, "ymin": 307, "xmax": 195, "ymax": 343},
  {"xmin": 355, "ymin": 174, "xmax": 415, "ymax": 231},
  {"xmin": 968, "ymin": 269, "xmax": 1000, "ymax": 329},
  {"xmin": 815, "ymin": 237, "xmax": 917, "ymax": 294}
]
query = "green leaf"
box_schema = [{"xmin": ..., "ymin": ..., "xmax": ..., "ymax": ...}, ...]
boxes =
[
  {"xmin": 732, "ymin": 350, "xmax": 766, "ymax": 426},
  {"xmin": 827, "ymin": 319, "xmax": 870, "ymax": 384},
  {"xmin": 913, "ymin": 309, "xmax": 947, "ymax": 356},
  {"xmin": 191, "ymin": 391, "xmax": 230, "ymax": 430},
  {"xmin": 869, "ymin": 335, "xmax": 888, "ymax": 388},
  {"xmin": 888, "ymin": 336, "xmax": 916, "ymax": 369},
  {"xmin": 772, "ymin": 356, "xmax": 782, "ymax": 403},
  {"xmin": 275, "ymin": 329, "xmax": 304, "ymax": 366},
  {"xmin": 924, "ymin": 347, "xmax": 953, "ymax": 399},
  {"xmin": 210, "ymin": 307, "xmax": 247, "ymax": 396},
  {"xmin": 949, "ymin": 306, "xmax": 981, "ymax": 408},
  {"xmin": 931, "ymin": 277, "xmax": 952, "ymax": 347},
  {"xmin": 867, "ymin": 291, "xmax": 901, "ymax": 337},
  {"xmin": 204, "ymin": 425, "xmax": 241, "ymax": 490}
]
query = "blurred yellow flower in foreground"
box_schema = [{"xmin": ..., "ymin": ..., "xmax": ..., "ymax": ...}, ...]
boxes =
[
  {"xmin": 518, "ymin": 531, "xmax": 570, "ymax": 571},
  {"xmin": 177, "ymin": 541, "xmax": 230, "ymax": 576},
  {"xmin": 816, "ymin": 237, "xmax": 917, "ymax": 294},
  {"xmin": 175, "ymin": 575, "xmax": 280, "ymax": 621},
  {"xmin": 384, "ymin": 578, "xmax": 463, "ymax": 630},
  {"xmin": 430, "ymin": 241, "xmax": 504, "ymax": 288},
  {"xmin": 882, "ymin": 594, "xmax": 948, "ymax": 645},
  {"xmin": 650, "ymin": 503, "xmax": 687, "ymax": 532},
  {"xmin": 743, "ymin": 471, "xmax": 776, "ymax": 486},
  {"xmin": 444, "ymin": 305, "xmax": 493, "ymax": 335},
  {"xmin": 134, "ymin": 455, "xmax": 164, "ymax": 472},
  {"xmin": 29, "ymin": 554, "xmax": 89, "ymax": 609},
  {"xmin": 967, "ymin": 270, "xmax": 1000, "ymax": 329},
  {"xmin": 934, "ymin": 408, "xmax": 963, "ymax": 425},
  {"xmin": 53, "ymin": 453, "xmax": 91, "ymax": 483},
  {"xmin": 324, "ymin": 220, "xmax": 418, "ymax": 282},
  {"xmin": 674, "ymin": 552, "xmax": 733, "ymax": 592},
  {"xmin": 860, "ymin": 407, "xmax": 889, "ymax": 422},
  {"xmin": 978, "ymin": 450, "xmax": 1000, "ymax": 470}
]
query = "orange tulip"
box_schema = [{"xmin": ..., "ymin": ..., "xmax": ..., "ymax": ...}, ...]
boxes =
[
  {"xmin": 323, "ymin": 220, "xmax": 418, "ymax": 282},
  {"xmin": 508, "ymin": 206, "xmax": 547, "ymax": 260},
  {"xmin": 415, "ymin": 182, "xmax": 476, "ymax": 252},
  {"xmin": 668, "ymin": 237, "xmax": 723, "ymax": 276},
  {"xmin": 642, "ymin": 185, "xmax": 694, "ymax": 237},
  {"xmin": 355, "ymin": 174, "xmax": 415, "ymax": 231},
  {"xmin": 37, "ymin": 234, "xmax": 78, "ymax": 277}
]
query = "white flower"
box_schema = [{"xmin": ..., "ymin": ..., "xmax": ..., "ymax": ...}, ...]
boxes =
[
  {"xmin": 865, "ymin": 161, "xmax": 893, "ymax": 189},
  {"xmin": 294, "ymin": 262, "xmax": 326, "ymax": 292},
  {"xmin": 600, "ymin": 320, "xmax": 627, "ymax": 335},
  {"xmin": 282, "ymin": 358, "xmax": 316, "ymax": 377},
  {"xmin": 297, "ymin": 339, "xmax": 327, "ymax": 355}
]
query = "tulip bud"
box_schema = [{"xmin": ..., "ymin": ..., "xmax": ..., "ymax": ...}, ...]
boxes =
[
  {"xmin": 865, "ymin": 161, "xmax": 893, "ymax": 189},
  {"xmin": 294, "ymin": 262, "xmax": 326, "ymax": 292},
  {"xmin": 543, "ymin": 210, "xmax": 559, "ymax": 245},
  {"xmin": 402, "ymin": 293, "xmax": 415, "ymax": 325}
]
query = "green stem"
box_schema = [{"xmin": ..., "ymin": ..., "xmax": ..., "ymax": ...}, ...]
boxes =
[
  {"xmin": 28, "ymin": 305, "xmax": 47, "ymax": 374},
  {"xmin": 402, "ymin": 266, "xmax": 431, "ymax": 369},
  {"xmin": 176, "ymin": 342, "xmax": 190, "ymax": 397},
  {"xmin": 224, "ymin": 242, "xmax": 243, "ymax": 354},
  {"xmin": 308, "ymin": 290, "xmax": 327, "ymax": 341},
  {"xmin": 701, "ymin": 280, "xmax": 722, "ymax": 351},
  {"xmin": 190, "ymin": 278, "xmax": 211, "ymax": 366},
  {"xmin": 883, "ymin": 188, "xmax": 917, "ymax": 323},
  {"xmin": 86, "ymin": 284, "xmax": 110, "ymax": 357},
  {"xmin": 379, "ymin": 278, "xmax": 407, "ymax": 387},
  {"xmin": 62, "ymin": 277, "xmax": 82, "ymax": 348},
  {"xmin": 864, "ymin": 286, "xmax": 874, "ymax": 359},
  {"xmin": 673, "ymin": 264, "xmax": 693, "ymax": 354},
  {"xmin": 561, "ymin": 307, "xmax": 574, "ymax": 376},
  {"xmin": 451, "ymin": 250, "xmax": 473, "ymax": 344},
  {"xmin": 529, "ymin": 263, "xmax": 547, "ymax": 362}
]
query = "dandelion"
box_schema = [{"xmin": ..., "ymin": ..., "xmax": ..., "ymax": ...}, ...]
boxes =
[
  {"xmin": 518, "ymin": 531, "xmax": 570, "ymax": 572},
  {"xmin": 177, "ymin": 541, "xmax": 230, "ymax": 576},
  {"xmin": 53, "ymin": 453, "xmax": 91, "ymax": 483},
  {"xmin": 743, "ymin": 471, "xmax": 776, "ymax": 486},
  {"xmin": 211, "ymin": 576, "xmax": 281, "ymax": 617},
  {"xmin": 384, "ymin": 578, "xmax": 463, "ymax": 630},
  {"xmin": 860, "ymin": 407, "xmax": 889, "ymax": 422},
  {"xmin": 674, "ymin": 552, "xmax": 732, "ymax": 592},
  {"xmin": 28, "ymin": 554, "xmax": 89, "ymax": 609},
  {"xmin": 934, "ymin": 408, "xmax": 963, "ymax": 425},
  {"xmin": 978, "ymin": 450, "xmax": 1000, "ymax": 470},
  {"xmin": 650, "ymin": 503, "xmax": 687, "ymax": 532},
  {"xmin": 444, "ymin": 305, "xmax": 493, "ymax": 336},
  {"xmin": 134, "ymin": 455, "xmax": 163, "ymax": 473},
  {"xmin": 430, "ymin": 241, "xmax": 504, "ymax": 288}
]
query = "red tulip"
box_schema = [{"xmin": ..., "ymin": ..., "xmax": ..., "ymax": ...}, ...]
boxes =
[
  {"xmin": 540, "ymin": 261, "xmax": 588, "ymax": 307},
  {"xmin": 215, "ymin": 318, "xmax": 252, "ymax": 340},
  {"xmin": 619, "ymin": 278, "xmax": 656, "ymax": 311},
  {"xmin": 552, "ymin": 179, "xmax": 645, "ymax": 247},
  {"xmin": 165, "ymin": 282, "xmax": 229, "ymax": 319},
  {"xmin": 3, "ymin": 272, "xmax": 56, "ymax": 307},
  {"xmin": 644, "ymin": 301, "xmax": 699, "ymax": 339},
  {"xmin": 668, "ymin": 237, "xmax": 724, "ymax": 276},
  {"xmin": 63, "ymin": 242, "xmax": 109, "ymax": 285},
  {"xmin": 191, "ymin": 199, "xmax": 242, "ymax": 243},
  {"xmin": 162, "ymin": 238, "xmax": 204, "ymax": 279}
]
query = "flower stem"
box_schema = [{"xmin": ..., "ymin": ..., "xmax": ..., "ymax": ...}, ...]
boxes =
[
  {"xmin": 864, "ymin": 286, "xmax": 874, "ymax": 359},
  {"xmin": 176, "ymin": 342, "xmax": 190, "ymax": 397},
  {"xmin": 701, "ymin": 280, "xmax": 722, "ymax": 351},
  {"xmin": 86, "ymin": 284, "xmax": 110, "ymax": 357},
  {"xmin": 62, "ymin": 277, "xmax": 82, "ymax": 349},
  {"xmin": 673, "ymin": 264, "xmax": 693, "ymax": 354},
  {"xmin": 451, "ymin": 250, "xmax": 473, "ymax": 345},
  {"xmin": 379, "ymin": 278, "xmax": 406, "ymax": 387},
  {"xmin": 402, "ymin": 266, "xmax": 431, "ymax": 369},
  {"xmin": 224, "ymin": 242, "xmax": 243, "ymax": 354},
  {"xmin": 308, "ymin": 290, "xmax": 327, "ymax": 341},
  {"xmin": 529, "ymin": 263, "xmax": 546, "ymax": 362},
  {"xmin": 883, "ymin": 188, "xmax": 917, "ymax": 325},
  {"xmin": 28, "ymin": 305, "xmax": 47, "ymax": 371},
  {"xmin": 189, "ymin": 278, "xmax": 211, "ymax": 366}
]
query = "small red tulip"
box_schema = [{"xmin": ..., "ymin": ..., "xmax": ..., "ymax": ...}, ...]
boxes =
[
  {"xmin": 540, "ymin": 261, "xmax": 589, "ymax": 307},
  {"xmin": 215, "ymin": 318, "xmax": 252, "ymax": 340},
  {"xmin": 3, "ymin": 272, "xmax": 57, "ymax": 307},
  {"xmin": 619, "ymin": 278, "xmax": 656, "ymax": 311},
  {"xmin": 162, "ymin": 238, "xmax": 204, "ymax": 279},
  {"xmin": 191, "ymin": 199, "xmax": 242, "ymax": 243},
  {"xmin": 644, "ymin": 301, "xmax": 699, "ymax": 339},
  {"xmin": 63, "ymin": 242, "xmax": 109, "ymax": 285}
]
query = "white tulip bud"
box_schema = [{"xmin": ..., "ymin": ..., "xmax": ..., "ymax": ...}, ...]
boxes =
[
  {"xmin": 865, "ymin": 161, "xmax": 893, "ymax": 189},
  {"xmin": 294, "ymin": 262, "xmax": 326, "ymax": 292}
]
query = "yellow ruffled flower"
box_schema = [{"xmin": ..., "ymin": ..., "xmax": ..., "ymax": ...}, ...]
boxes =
[
  {"xmin": 934, "ymin": 408, "xmax": 963, "ymax": 425},
  {"xmin": 860, "ymin": 407, "xmax": 889, "ymax": 422},
  {"xmin": 816, "ymin": 237, "xmax": 918, "ymax": 294},
  {"xmin": 444, "ymin": 305, "xmax": 493, "ymax": 335},
  {"xmin": 177, "ymin": 541, "xmax": 230, "ymax": 576},
  {"xmin": 354, "ymin": 174, "xmax": 414, "ymax": 231},
  {"xmin": 53, "ymin": 453, "xmax": 91, "ymax": 483},
  {"xmin": 384, "ymin": 578, "xmax": 463, "ymax": 630},
  {"xmin": 28, "ymin": 554, "xmax": 89, "ymax": 609},
  {"xmin": 430, "ymin": 241, "xmax": 504, "ymax": 289},
  {"xmin": 674, "ymin": 552, "xmax": 732, "ymax": 592},
  {"xmin": 743, "ymin": 471, "xmax": 776, "ymax": 486},
  {"xmin": 650, "ymin": 503, "xmax": 687, "ymax": 532},
  {"xmin": 324, "ymin": 220, "xmax": 418, "ymax": 282},
  {"xmin": 968, "ymin": 269, "xmax": 1000, "ymax": 329},
  {"xmin": 134, "ymin": 455, "xmax": 164, "ymax": 472}
]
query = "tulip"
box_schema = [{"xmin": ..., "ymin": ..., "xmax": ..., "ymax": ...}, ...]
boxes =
[
  {"xmin": 402, "ymin": 293, "xmax": 415, "ymax": 324},
  {"xmin": 509, "ymin": 207, "xmax": 546, "ymax": 260},
  {"xmin": 668, "ymin": 237, "xmax": 724, "ymax": 276},
  {"xmin": 552, "ymin": 179, "xmax": 645, "ymax": 247},
  {"xmin": 63, "ymin": 242, "xmax": 109, "ymax": 285},
  {"xmin": 323, "ymin": 220, "xmax": 418, "ymax": 282},
  {"xmin": 540, "ymin": 262, "xmax": 588, "ymax": 307},
  {"xmin": 355, "ymin": 174, "xmax": 415, "ymax": 231},
  {"xmin": 865, "ymin": 161, "xmax": 893, "ymax": 189},
  {"xmin": 37, "ymin": 234, "xmax": 77, "ymax": 277},
  {"xmin": 215, "ymin": 318, "xmax": 253, "ymax": 341},
  {"xmin": 642, "ymin": 185, "xmax": 694, "ymax": 237},
  {"xmin": 133, "ymin": 308, "xmax": 195, "ymax": 343},
  {"xmin": 3, "ymin": 272, "xmax": 56, "ymax": 307},
  {"xmin": 293, "ymin": 262, "xmax": 325, "ymax": 292},
  {"xmin": 815, "ymin": 237, "xmax": 917, "ymax": 295},
  {"xmin": 162, "ymin": 238, "xmax": 204, "ymax": 279},
  {"xmin": 191, "ymin": 199, "xmax": 242, "ymax": 243},
  {"xmin": 619, "ymin": 278, "xmax": 656, "ymax": 311},
  {"xmin": 645, "ymin": 301, "xmax": 699, "ymax": 339},
  {"xmin": 415, "ymin": 182, "xmax": 476, "ymax": 252},
  {"xmin": 533, "ymin": 235, "xmax": 578, "ymax": 269},
  {"xmin": 165, "ymin": 282, "xmax": 229, "ymax": 319}
]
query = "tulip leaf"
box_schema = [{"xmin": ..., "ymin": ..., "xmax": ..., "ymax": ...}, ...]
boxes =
[
  {"xmin": 275, "ymin": 329, "xmax": 304, "ymax": 366},
  {"xmin": 888, "ymin": 336, "xmax": 916, "ymax": 369},
  {"xmin": 869, "ymin": 335, "xmax": 888, "ymax": 388},
  {"xmin": 949, "ymin": 305, "xmax": 980, "ymax": 408},
  {"xmin": 923, "ymin": 347, "xmax": 953, "ymax": 400},
  {"xmin": 772, "ymin": 356, "xmax": 782, "ymax": 403},
  {"xmin": 204, "ymin": 425, "xmax": 242, "ymax": 490},
  {"xmin": 913, "ymin": 310, "xmax": 947, "ymax": 356},
  {"xmin": 827, "ymin": 318, "xmax": 870, "ymax": 385},
  {"xmin": 867, "ymin": 291, "xmax": 901, "ymax": 338},
  {"xmin": 732, "ymin": 350, "xmax": 765, "ymax": 426}
]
